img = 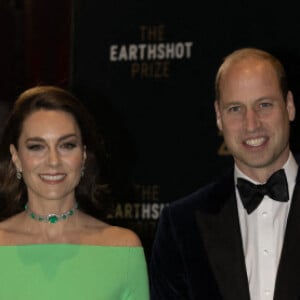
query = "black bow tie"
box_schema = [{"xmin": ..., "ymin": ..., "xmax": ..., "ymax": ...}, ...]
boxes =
[{"xmin": 236, "ymin": 169, "xmax": 289, "ymax": 214}]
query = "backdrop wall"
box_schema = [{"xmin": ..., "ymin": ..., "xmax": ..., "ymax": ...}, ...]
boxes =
[{"xmin": 71, "ymin": 1, "xmax": 300, "ymax": 261}]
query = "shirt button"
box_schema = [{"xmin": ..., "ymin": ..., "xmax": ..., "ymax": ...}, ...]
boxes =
[
  {"xmin": 264, "ymin": 290, "xmax": 271, "ymax": 296},
  {"xmin": 263, "ymin": 249, "xmax": 269, "ymax": 255},
  {"xmin": 262, "ymin": 211, "xmax": 268, "ymax": 217}
]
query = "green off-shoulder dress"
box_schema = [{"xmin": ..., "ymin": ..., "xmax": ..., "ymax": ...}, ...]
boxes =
[{"xmin": 0, "ymin": 244, "xmax": 149, "ymax": 300}]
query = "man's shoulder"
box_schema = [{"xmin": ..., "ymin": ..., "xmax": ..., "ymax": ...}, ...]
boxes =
[{"xmin": 294, "ymin": 152, "xmax": 300, "ymax": 165}]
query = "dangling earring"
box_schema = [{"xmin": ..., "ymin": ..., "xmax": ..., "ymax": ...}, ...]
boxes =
[
  {"xmin": 81, "ymin": 166, "xmax": 85, "ymax": 178},
  {"xmin": 16, "ymin": 170, "xmax": 22, "ymax": 180}
]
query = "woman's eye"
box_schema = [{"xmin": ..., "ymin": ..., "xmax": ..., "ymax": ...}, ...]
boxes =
[
  {"xmin": 61, "ymin": 142, "xmax": 77, "ymax": 149},
  {"xmin": 27, "ymin": 144, "xmax": 44, "ymax": 151}
]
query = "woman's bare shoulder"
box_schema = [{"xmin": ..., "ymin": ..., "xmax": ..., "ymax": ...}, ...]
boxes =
[
  {"xmin": 0, "ymin": 212, "xmax": 143, "ymax": 247},
  {"xmin": 103, "ymin": 225, "xmax": 142, "ymax": 247},
  {"xmin": 80, "ymin": 213, "xmax": 142, "ymax": 247}
]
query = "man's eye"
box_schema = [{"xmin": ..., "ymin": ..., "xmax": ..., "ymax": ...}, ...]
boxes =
[
  {"xmin": 260, "ymin": 102, "xmax": 272, "ymax": 108},
  {"xmin": 228, "ymin": 106, "xmax": 241, "ymax": 113}
]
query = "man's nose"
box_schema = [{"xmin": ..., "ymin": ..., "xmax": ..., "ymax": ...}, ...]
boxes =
[{"xmin": 245, "ymin": 109, "xmax": 261, "ymax": 132}]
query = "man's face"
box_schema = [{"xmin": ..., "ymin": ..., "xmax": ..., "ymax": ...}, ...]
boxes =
[{"xmin": 214, "ymin": 58, "xmax": 295, "ymax": 179}]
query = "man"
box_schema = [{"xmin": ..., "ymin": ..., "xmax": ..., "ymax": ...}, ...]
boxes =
[{"xmin": 150, "ymin": 48, "xmax": 300, "ymax": 299}]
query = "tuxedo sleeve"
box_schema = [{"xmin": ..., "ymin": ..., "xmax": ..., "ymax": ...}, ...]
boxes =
[{"xmin": 150, "ymin": 205, "xmax": 189, "ymax": 299}]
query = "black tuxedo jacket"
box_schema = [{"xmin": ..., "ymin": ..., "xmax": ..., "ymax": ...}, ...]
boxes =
[{"xmin": 150, "ymin": 168, "xmax": 300, "ymax": 300}]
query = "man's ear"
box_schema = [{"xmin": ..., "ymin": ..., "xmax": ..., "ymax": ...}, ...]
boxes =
[
  {"xmin": 9, "ymin": 144, "xmax": 22, "ymax": 172},
  {"xmin": 214, "ymin": 100, "xmax": 223, "ymax": 131},
  {"xmin": 286, "ymin": 91, "xmax": 296, "ymax": 121}
]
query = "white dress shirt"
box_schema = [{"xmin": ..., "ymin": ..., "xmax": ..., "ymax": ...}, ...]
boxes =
[{"xmin": 235, "ymin": 152, "xmax": 298, "ymax": 300}]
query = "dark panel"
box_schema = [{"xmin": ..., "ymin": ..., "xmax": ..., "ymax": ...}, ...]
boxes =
[{"xmin": 71, "ymin": 0, "xmax": 300, "ymax": 261}]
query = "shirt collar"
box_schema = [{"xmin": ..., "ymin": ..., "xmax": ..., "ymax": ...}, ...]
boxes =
[{"xmin": 234, "ymin": 151, "xmax": 298, "ymax": 191}]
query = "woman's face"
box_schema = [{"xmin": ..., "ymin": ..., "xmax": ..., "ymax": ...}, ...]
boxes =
[{"xmin": 10, "ymin": 109, "xmax": 86, "ymax": 203}]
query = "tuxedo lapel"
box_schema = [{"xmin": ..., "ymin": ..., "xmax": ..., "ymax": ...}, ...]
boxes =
[
  {"xmin": 274, "ymin": 176, "xmax": 300, "ymax": 300},
  {"xmin": 195, "ymin": 174, "xmax": 250, "ymax": 300}
]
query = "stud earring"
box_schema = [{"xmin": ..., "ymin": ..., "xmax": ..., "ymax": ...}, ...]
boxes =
[{"xmin": 16, "ymin": 170, "xmax": 22, "ymax": 180}]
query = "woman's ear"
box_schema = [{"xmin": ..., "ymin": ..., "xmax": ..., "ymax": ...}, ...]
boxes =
[
  {"xmin": 83, "ymin": 145, "xmax": 87, "ymax": 163},
  {"xmin": 9, "ymin": 144, "xmax": 22, "ymax": 172}
]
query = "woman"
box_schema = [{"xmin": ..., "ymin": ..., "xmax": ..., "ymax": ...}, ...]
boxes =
[{"xmin": 0, "ymin": 85, "xmax": 149, "ymax": 299}]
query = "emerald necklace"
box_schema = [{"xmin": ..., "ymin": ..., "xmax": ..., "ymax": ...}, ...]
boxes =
[{"xmin": 24, "ymin": 203, "xmax": 78, "ymax": 224}]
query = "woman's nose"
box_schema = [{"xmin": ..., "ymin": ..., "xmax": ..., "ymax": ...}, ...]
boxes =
[{"xmin": 47, "ymin": 148, "xmax": 60, "ymax": 166}]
